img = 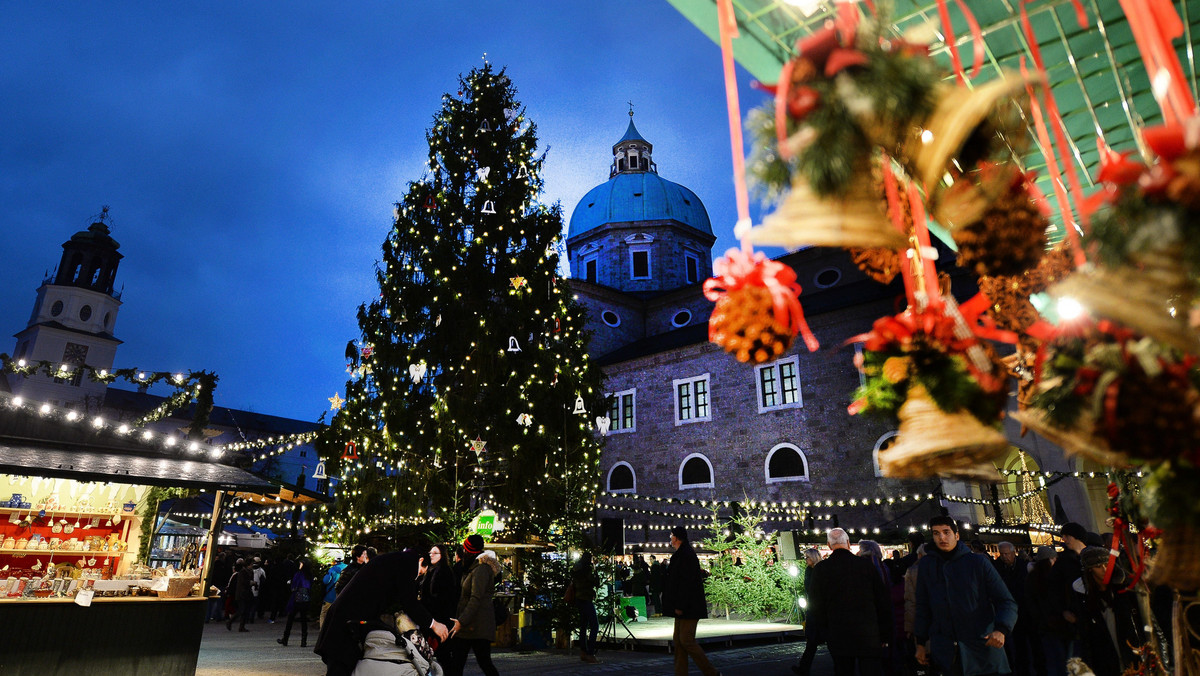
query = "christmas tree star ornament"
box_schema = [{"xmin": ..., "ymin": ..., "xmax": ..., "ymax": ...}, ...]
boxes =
[
  {"xmin": 360, "ymin": 345, "xmax": 374, "ymax": 359},
  {"xmin": 595, "ymin": 416, "xmax": 611, "ymax": 436},
  {"xmin": 476, "ymin": 166, "xmax": 491, "ymax": 181},
  {"xmin": 470, "ymin": 436, "xmax": 487, "ymax": 454},
  {"xmin": 507, "ymin": 337, "xmax": 521, "ymax": 352},
  {"xmin": 408, "ymin": 361, "xmax": 427, "ymax": 383},
  {"xmin": 572, "ymin": 395, "xmax": 587, "ymax": 415},
  {"xmin": 328, "ymin": 393, "xmax": 345, "ymax": 411},
  {"xmin": 509, "ymin": 276, "xmax": 527, "ymax": 290},
  {"xmin": 312, "ymin": 462, "xmax": 328, "ymax": 480},
  {"xmin": 481, "ymin": 200, "xmax": 497, "ymax": 214},
  {"xmin": 516, "ymin": 413, "xmax": 533, "ymax": 427}
]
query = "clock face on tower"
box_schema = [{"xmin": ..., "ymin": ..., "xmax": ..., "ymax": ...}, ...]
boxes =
[{"xmin": 63, "ymin": 343, "xmax": 89, "ymax": 366}]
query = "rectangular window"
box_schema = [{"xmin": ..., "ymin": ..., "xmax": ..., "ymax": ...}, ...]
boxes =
[
  {"xmin": 631, "ymin": 250, "xmax": 650, "ymax": 279},
  {"xmin": 607, "ymin": 388, "xmax": 636, "ymax": 433},
  {"xmin": 585, "ymin": 258, "xmax": 597, "ymax": 283},
  {"xmin": 673, "ymin": 374, "xmax": 711, "ymax": 425},
  {"xmin": 685, "ymin": 254, "xmax": 699, "ymax": 284},
  {"xmin": 756, "ymin": 356, "xmax": 803, "ymax": 413}
]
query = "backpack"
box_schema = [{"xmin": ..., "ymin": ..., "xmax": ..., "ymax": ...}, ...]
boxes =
[{"xmin": 294, "ymin": 586, "xmax": 310, "ymax": 604}]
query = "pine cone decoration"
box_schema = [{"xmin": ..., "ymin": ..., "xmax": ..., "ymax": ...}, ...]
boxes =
[
  {"xmin": 1109, "ymin": 365, "xmax": 1200, "ymax": 463},
  {"xmin": 1022, "ymin": 244, "xmax": 1075, "ymax": 295},
  {"xmin": 709, "ymin": 285, "xmax": 795, "ymax": 364},
  {"xmin": 954, "ymin": 180, "xmax": 1048, "ymax": 277},
  {"xmin": 849, "ymin": 247, "xmax": 902, "ymax": 284},
  {"xmin": 980, "ymin": 275, "xmax": 1040, "ymax": 332}
]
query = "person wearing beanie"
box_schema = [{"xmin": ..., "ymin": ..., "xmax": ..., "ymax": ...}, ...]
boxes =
[
  {"xmin": 447, "ymin": 534, "xmax": 499, "ymax": 676},
  {"xmin": 663, "ymin": 526, "xmax": 721, "ymax": 676},
  {"xmin": 914, "ymin": 516, "xmax": 1017, "ymax": 676},
  {"xmin": 1067, "ymin": 546, "xmax": 1142, "ymax": 676}
]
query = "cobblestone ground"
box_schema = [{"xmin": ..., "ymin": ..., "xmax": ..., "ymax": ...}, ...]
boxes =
[{"xmin": 197, "ymin": 619, "xmax": 832, "ymax": 676}]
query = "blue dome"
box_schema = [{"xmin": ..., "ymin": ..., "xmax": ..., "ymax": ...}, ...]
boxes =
[{"xmin": 568, "ymin": 172, "xmax": 712, "ymax": 240}]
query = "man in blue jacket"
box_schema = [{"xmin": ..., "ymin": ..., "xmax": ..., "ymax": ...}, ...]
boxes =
[{"xmin": 915, "ymin": 516, "xmax": 1017, "ymax": 676}]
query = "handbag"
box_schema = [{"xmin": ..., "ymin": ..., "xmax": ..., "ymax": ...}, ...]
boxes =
[
  {"xmin": 563, "ymin": 581, "xmax": 576, "ymax": 603},
  {"xmin": 294, "ymin": 585, "xmax": 310, "ymax": 603}
]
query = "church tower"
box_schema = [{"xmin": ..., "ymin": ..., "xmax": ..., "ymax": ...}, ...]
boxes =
[
  {"xmin": 7, "ymin": 208, "xmax": 124, "ymax": 406},
  {"xmin": 566, "ymin": 113, "xmax": 715, "ymax": 295}
]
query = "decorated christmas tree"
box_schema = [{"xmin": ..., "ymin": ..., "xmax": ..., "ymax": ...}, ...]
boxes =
[{"xmin": 321, "ymin": 63, "xmax": 605, "ymax": 544}]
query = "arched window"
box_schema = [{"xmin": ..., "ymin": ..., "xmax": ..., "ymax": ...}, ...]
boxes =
[
  {"xmin": 679, "ymin": 453, "xmax": 714, "ymax": 489},
  {"xmin": 765, "ymin": 443, "xmax": 809, "ymax": 483},
  {"xmin": 607, "ymin": 462, "xmax": 636, "ymax": 493},
  {"xmin": 872, "ymin": 431, "xmax": 898, "ymax": 478}
]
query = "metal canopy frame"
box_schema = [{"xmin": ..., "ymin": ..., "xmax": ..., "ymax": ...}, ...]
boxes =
[{"xmin": 667, "ymin": 0, "xmax": 1200, "ymax": 243}]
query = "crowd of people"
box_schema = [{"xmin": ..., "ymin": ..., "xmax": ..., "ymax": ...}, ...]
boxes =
[
  {"xmin": 198, "ymin": 515, "xmax": 1161, "ymax": 676},
  {"xmin": 793, "ymin": 517, "xmax": 1157, "ymax": 676}
]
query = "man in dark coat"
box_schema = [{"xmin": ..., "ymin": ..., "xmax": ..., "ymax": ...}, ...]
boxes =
[
  {"xmin": 1046, "ymin": 522, "xmax": 1088, "ymax": 666},
  {"xmin": 808, "ymin": 528, "xmax": 891, "ymax": 676},
  {"xmin": 915, "ymin": 516, "xmax": 1018, "ymax": 676},
  {"xmin": 662, "ymin": 526, "xmax": 720, "ymax": 676},
  {"xmin": 313, "ymin": 549, "xmax": 450, "ymax": 676}
]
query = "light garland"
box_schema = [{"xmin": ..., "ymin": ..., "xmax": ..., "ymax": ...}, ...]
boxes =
[{"xmin": 1, "ymin": 392, "xmax": 225, "ymax": 459}]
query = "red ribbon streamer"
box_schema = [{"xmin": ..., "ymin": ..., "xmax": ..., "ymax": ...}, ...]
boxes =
[
  {"xmin": 704, "ymin": 248, "xmax": 819, "ymax": 352},
  {"xmin": 1020, "ymin": 57, "xmax": 1087, "ymax": 268},
  {"xmin": 1020, "ymin": 1, "xmax": 1090, "ymax": 261},
  {"xmin": 1118, "ymin": 0, "xmax": 1196, "ymax": 127},
  {"xmin": 717, "ymin": 0, "xmax": 751, "ymax": 229},
  {"xmin": 935, "ymin": 0, "xmax": 984, "ymax": 83},
  {"xmin": 907, "ymin": 182, "xmax": 942, "ymax": 307},
  {"xmin": 881, "ymin": 159, "xmax": 917, "ymax": 305}
]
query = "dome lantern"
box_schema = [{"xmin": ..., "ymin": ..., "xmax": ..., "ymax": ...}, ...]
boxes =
[{"xmin": 610, "ymin": 108, "xmax": 656, "ymax": 178}]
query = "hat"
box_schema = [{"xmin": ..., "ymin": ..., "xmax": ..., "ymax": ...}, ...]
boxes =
[
  {"xmin": 1080, "ymin": 546, "xmax": 1111, "ymax": 570},
  {"xmin": 462, "ymin": 534, "xmax": 485, "ymax": 556},
  {"xmin": 1033, "ymin": 546, "xmax": 1057, "ymax": 562},
  {"xmin": 253, "ymin": 556, "xmax": 262, "ymax": 564},
  {"xmin": 1059, "ymin": 522, "xmax": 1088, "ymax": 543}
]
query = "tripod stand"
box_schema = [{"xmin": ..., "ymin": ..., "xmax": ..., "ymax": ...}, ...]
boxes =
[{"xmin": 596, "ymin": 571, "xmax": 637, "ymax": 647}]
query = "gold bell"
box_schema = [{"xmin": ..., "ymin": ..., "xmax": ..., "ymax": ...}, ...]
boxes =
[
  {"xmin": 877, "ymin": 384, "xmax": 1007, "ymax": 481},
  {"xmin": 744, "ymin": 159, "xmax": 906, "ymax": 250}
]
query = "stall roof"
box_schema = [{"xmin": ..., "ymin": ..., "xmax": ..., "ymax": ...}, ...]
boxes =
[{"xmin": 0, "ymin": 439, "xmax": 277, "ymax": 492}]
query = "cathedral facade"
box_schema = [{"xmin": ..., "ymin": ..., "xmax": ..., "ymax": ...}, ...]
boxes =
[{"xmin": 566, "ymin": 118, "xmax": 1104, "ymax": 553}]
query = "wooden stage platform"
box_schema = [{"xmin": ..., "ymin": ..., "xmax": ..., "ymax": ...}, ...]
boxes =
[{"xmin": 596, "ymin": 615, "xmax": 805, "ymax": 650}]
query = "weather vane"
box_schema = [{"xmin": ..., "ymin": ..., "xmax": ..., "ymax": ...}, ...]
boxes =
[{"xmin": 628, "ymin": 101, "xmax": 634, "ymax": 118}]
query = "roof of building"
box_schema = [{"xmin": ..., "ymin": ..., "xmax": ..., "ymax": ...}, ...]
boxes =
[
  {"xmin": 616, "ymin": 118, "xmax": 650, "ymax": 147},
  {"xmin": 103, "ymin": 388, "xmax": 322, "ymax": 435},
  {"xmin": 568, "ymin": 172, "xmax": 713, "ymax": 240}
]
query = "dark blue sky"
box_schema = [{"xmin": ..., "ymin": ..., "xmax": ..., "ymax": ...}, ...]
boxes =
[{"xmin": 0, "ymin": 1, "xmax": 766, "ymax": 422}]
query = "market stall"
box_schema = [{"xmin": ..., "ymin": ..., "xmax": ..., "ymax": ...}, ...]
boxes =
[{"xmin": 0, "ymin": 410, "xmax": 278, "ymax": 676}]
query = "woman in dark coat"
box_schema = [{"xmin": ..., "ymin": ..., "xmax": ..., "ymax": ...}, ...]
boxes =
[
  {"xmin": 419, "ymin": 543, "xmax": 459, "ymax": 666},
  {"xmin": 1069, "ymin": 547, "xmax": 1144, "ymax": 676},
  {"xmin": 314, "ymin": 549, "xmax": 449, "ymax": 676},
  {"xmin": 447, "ymin": 534, "xmax": 498, "ymax": 676},
  {"xmin": 662, "ymin": 526, "xmax": 718, "ymax": 676},
  {"xmin": 278, "ymin": 558, "xmax": 313, "ymax": 647}
]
